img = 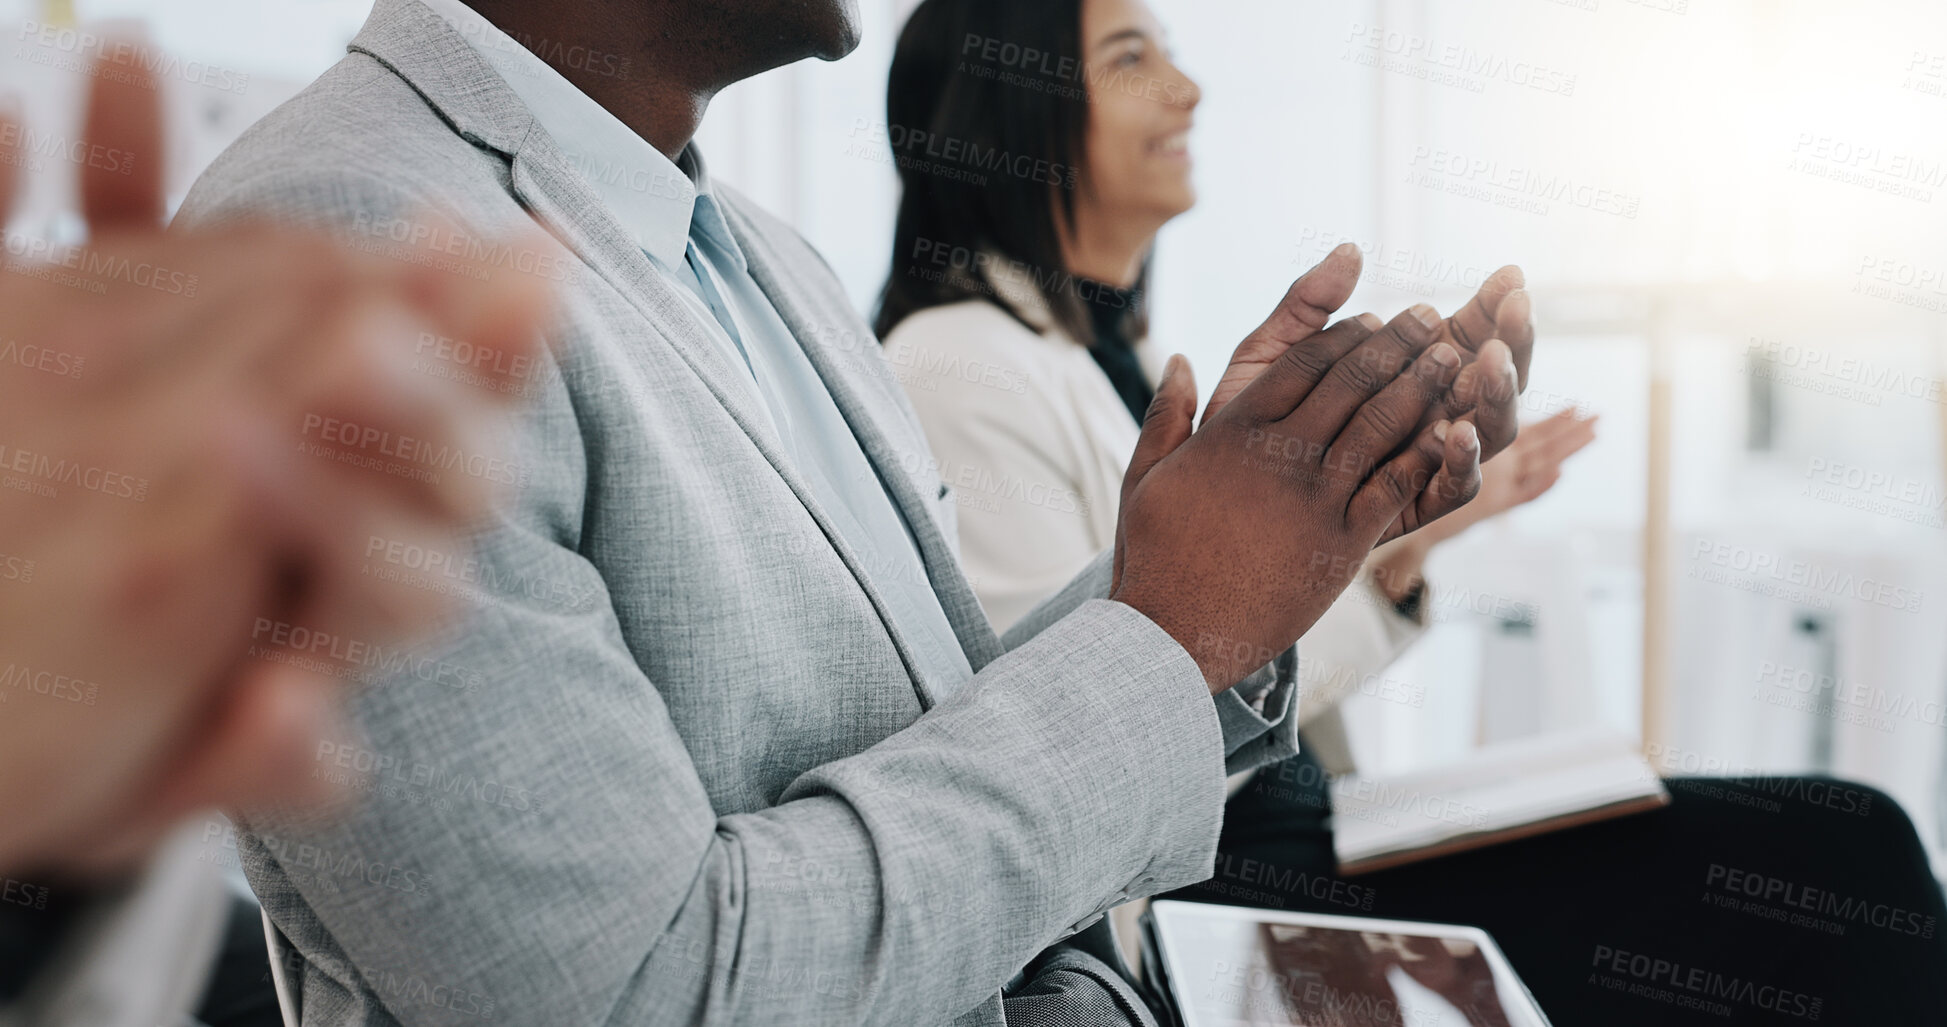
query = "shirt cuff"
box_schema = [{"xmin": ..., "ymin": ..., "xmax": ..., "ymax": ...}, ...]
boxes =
[{"xmin": 1213, "ymin": 644, "xmax": 1300, "ymax": 777}]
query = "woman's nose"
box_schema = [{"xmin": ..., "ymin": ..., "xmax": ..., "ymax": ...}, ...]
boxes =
[{"xmin": 1171, "ymin": 65, "xmax": 1202, "ymax": 111}]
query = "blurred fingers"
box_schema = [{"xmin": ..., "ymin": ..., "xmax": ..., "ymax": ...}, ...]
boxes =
[
  {"xmin": 1532, "ymin": 409, "xmax": 1599, "ymax": 468},
  {"xmin": 0, "ymin": 96, "xmax": 22, "ymax": 221},
  {"xmin": 1517, "ymin": 406, "xmax": 1584, "ymax": 445},
  {"xmin": 1492, "ymin": 287, "xmax": 1534, "ymax": 391},
  {"xmin": 79, "ymin": 28, "xmax": 164, "ymax": 233},
  {"xmin": 162, "ymin": 660, "xmax": 347, "ymax": 818},
  {"xmin": 379, "ymin": 219, "xmax": 557, "ymax": 401},
  {"xmin": 1523, "ymin": 465, "xmax": 1564, "ymax": 502},
  {"xmin": 280, "ymin": 288, "xmax": 512, "ymax": 524},
  {"xmin": 1441, "ymin": 265, "xmax": 1522, "ymax": 359},
  {"xmin": 79, "ymin": 661, "xmax": 348, "ymax": 876},
  {"xmin": 228, "ymin": 406, "xmax": 456, "ymax": 648}
]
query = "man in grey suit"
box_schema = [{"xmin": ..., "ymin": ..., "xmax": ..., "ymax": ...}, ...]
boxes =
[{"xmin": 175, "ymin": 0, "xmax": 1532, "ymax": 1023}]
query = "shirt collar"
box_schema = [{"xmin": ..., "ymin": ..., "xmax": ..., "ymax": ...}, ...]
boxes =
[{"xmin": 418, "ymin": 0, "xmax": 700, "ymax": 269}]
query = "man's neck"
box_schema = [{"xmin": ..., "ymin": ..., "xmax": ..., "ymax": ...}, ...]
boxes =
[{"xmin": 466, "ymin": 2, "xmax": 722, "ymax": 160}]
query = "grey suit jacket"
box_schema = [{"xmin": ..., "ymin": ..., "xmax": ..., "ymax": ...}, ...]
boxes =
[{"xmin": 176, "ymin": 2, "xmax": 1298, "ymax": 1023}]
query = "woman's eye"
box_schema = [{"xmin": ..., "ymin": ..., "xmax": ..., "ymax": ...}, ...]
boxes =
[{"xmin": 1116, "ymin": 49, "xmax": 1144, "ymax": 68}]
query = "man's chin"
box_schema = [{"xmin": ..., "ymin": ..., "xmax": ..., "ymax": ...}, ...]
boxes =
[{"xmin": 810, "ymin": 0, "xmax": 865, "ymax": 61}]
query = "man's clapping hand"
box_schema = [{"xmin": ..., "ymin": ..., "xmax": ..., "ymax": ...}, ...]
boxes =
[
  {"xmin": 0, "ymin": 46, "xmax": 553, "ymax": 874},
  {"xmin": 1110, "ymin": 249, "xmax": 1532, "ymax": 691},
  {"xmin": 1198, "ymin": 244, "xmax": 1533, "ymax": 445}
]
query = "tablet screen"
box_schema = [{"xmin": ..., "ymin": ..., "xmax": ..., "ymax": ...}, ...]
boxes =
[{"xmin": 1150, "ymin": 901, "xmax": 1551, "ymax": 1027}]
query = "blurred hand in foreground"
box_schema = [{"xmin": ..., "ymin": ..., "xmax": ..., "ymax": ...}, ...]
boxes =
[{"xmin": 0, "ymin": 41, "xmax": 553, "ymax": 876}]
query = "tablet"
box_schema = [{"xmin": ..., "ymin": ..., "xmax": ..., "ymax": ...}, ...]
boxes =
[{"xmin": 1147, "ymin": 901, "xmax": 1552, "ymax": 1027}]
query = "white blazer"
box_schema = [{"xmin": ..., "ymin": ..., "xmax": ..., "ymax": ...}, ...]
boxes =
[{"xmin": 886, "ymin": 265, "xmax": 1426, "ymax": 773}]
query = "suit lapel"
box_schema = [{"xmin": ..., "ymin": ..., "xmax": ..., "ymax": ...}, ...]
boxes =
[
  {"xmin": 505, "ymin": 149, "xmax": 780, "ymax": 451},
  {"xmin": 724, "ymin": 208, "xmax": 1006, "ymax": 672},
  {"xmin": 512, "ymin": 147, "xmax": 974, "ymax": 709}
]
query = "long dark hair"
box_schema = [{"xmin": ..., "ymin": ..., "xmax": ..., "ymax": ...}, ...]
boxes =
[{"xmin": 872, "ymin": 0, "xmax": 1147, "ymax": 345}]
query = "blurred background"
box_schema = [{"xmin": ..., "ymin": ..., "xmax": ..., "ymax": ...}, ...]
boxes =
[{"xmin": 5, "ymin": 0, "xmax": 1944, "ymax": 871}]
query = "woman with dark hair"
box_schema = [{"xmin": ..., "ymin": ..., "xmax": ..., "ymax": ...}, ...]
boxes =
[
  {"xmin": 878, "ymin": 0, "xmax": 1587, "ymax": 838},
  {"xmin": 877, "ymin": 0, "xmax": 1587, "ymax": 655},
  {"xmin": 875, "ymin": 1, "xmax": 1947, "ymax": 1024}
]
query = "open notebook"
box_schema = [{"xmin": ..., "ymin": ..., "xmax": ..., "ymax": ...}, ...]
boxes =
[{"xmin": 1331, "ymin": 730, "xmax": 1670, "ymax": 876}]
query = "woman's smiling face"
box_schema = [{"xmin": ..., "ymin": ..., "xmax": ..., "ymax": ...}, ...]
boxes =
[{"xmin": 1078, "ymin": 0, "xmax": 1203, "ymax": 224}]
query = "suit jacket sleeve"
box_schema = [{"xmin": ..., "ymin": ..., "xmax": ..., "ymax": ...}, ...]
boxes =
[{"xmin": 1002, "ymin": 547, "xmax": 1301, "ymax": 777}]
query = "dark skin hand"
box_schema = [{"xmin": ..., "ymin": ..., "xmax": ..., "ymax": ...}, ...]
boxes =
[
  {"xmin": 1198, "ymin": 244, "xmax": 1533, "ymax": 531},
  {"xmin": 1110, "ymin": 250, "xmax": 1529, "ymax": 692},
  {"xmin": 1200, "ymin": 244, "xmax": 1533, "ymax": 424},
  {"xmin": 1110, "ymin": 247, "xmax": 1530, "ymax": 584}
]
